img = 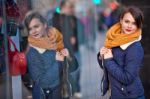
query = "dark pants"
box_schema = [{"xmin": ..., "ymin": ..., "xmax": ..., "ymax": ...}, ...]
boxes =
[
  {"xmin": 73, "ymin": 52, "xmax": 81, "ymax": 93},
  {"xmin": 32, "ymin": 84, "xmax": 62, "ymax": 99}
]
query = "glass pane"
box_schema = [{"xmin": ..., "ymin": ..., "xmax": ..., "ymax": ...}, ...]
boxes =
[{"xmin": 1, "ymin": 0, "xmax": 127, "ymax": 99}]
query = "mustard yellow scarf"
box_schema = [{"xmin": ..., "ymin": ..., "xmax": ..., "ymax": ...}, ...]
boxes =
[
  {"xmin": 104, "ymin": 23, "xmax": 141, "ymax": 48},
  {"xmin": 28, "ymin": 27, "xmax": 64, "ymax": 51}
]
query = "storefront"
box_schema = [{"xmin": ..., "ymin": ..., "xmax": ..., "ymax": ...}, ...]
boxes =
[{"xmin": 0, "ymin": 0, "xmax": 31, "ymax": 99}]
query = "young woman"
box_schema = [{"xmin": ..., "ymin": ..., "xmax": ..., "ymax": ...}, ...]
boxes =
[
  {"xmin": 24, "ymin": 11, "xmax": 70, "ymax": 99},
  {"xmin": 97, "ymin": 6, "xmax": 145, "ymax": 99}
]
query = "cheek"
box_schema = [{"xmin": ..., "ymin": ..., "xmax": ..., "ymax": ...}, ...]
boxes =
[
  {"xmin": 122, "ymin": 22, "xmax": 128, "ymax": 28},
  {"xmin": 29, "ymin": 30, "xmax": 34, "ymax": 35},
  {"xmin": 121, "ymin": 24, "xmax": 127, "ymax": 31},
  {"xmin": 38, "ymin": 28, "xmax": 46, "ymax": 36},
  {"xmin": 36, "ymin": 27, "xmax": 43, "ymax": 34},
  {"xmin": 131, "ymin": 26, "xmax": 138, "ymax": 32}
]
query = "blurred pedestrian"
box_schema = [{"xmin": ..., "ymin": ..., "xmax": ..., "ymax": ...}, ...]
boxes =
[{"xmin": 49, "ymin": 0, "xmax": 82, "ymax": 98}]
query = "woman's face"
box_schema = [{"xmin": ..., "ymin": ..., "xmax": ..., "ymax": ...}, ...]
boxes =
[
  {"xmin": 120, "ymin": 12, "xmax": 138, "ymax": 34},
  {"xmin": 28, "ymin": 18, "xmax": 47, "ymax": 38}
]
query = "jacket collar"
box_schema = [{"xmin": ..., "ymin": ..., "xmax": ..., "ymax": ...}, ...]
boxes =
[
  {"xmin": 30, "ymin": 44, "xmax": 46, "ymax": 54},
  {"xmin": 120, "ymin": 35, "xmax": 142, "ymax": 50}
]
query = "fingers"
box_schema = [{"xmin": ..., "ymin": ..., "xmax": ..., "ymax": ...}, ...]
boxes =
[
  {"xmin": 107, "ymin": 49, "xmax": 112, "ymax": 53},
  {"xmin": 60, "ymin": 48, "xmax": 69, "ymax": 57},
  {"xmin": 56, "ymin": 51, "xmax": 64, "ymax": 61},
  {"xmin": 100, "ymin": 47, "xmax": 108, "ymax": 55},
  {"xmin": 104, "ymin": 49, "xmax": 113, "ymax": 59}
]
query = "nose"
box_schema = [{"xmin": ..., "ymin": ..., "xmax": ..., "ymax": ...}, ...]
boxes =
[{"xmin": 127, "ymin": 23, "xmax": 132, "ymax": 28}]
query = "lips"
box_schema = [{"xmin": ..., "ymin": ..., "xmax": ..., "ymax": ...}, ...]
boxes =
[
  {"xmin": 125, "ymin": 29, "xmax": 132, "ymax": 32},
  {"xmin": 32, "ymin": 34, "xmax": 40, "ymax": 38}
]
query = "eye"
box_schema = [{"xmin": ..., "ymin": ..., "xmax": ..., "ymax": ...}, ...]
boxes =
[
  {"xmin": 34, "ymin": 25, "xmax": 39, "ymax": 28},
  {"xmin": 124, "ymin": 20, "xmax": 130, "ymax": 23}
]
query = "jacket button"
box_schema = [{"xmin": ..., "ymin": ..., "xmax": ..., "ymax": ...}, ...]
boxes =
[
  {"xmin": 121, "ymin": 87, "xmax": 124, "ymax": 91},
  {"xmin": 46, "ymin": 90, "xmax": 50, "ymax": 93}
]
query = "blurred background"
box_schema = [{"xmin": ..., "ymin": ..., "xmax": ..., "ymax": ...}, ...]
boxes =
[{"xmin": 0, "ymin": 0, "xmax": 150, "ymax": 99}]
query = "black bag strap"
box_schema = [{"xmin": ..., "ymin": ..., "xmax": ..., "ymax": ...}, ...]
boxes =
[
  {"xmin": 100, "ymin": 55, "xmax": 105, "ymax": 95},
  {"xmin": 100, "ymin": 55, "xmax": 109, "ymax": 96},
  {"xmin": 61, "ymin": 57, "xmax": 72, "ymax": 98}
]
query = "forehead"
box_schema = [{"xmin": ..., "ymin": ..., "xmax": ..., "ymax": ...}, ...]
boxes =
[
  {"xmin": 29, "ymin": 18, "xmax": 42, "ymax": 27},
  {"xmin": 123, "ymin": 12, "xmax": 135, "ymax": 22},
  {"xmin": 64, "ymin": 2, "xmax": 74, "ymax": 8}
]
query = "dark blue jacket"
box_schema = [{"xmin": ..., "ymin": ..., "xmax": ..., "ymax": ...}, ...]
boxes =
[
  {"xmin": 98, "ymin": 41, "xmax": 144, "ymax": 99},
  {"xmin": 26, "ymin": 47, "xmax": 62, "ymax": 89},
  {"xmin": 26, "ymin": 47, "xmax": 79, "ymax": 99}
]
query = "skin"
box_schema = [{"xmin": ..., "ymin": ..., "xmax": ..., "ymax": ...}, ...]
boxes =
[
  {"xmin": 29, "ymin": 18, "xmax": 47, "ymax": 39},
  {"xmin": 100, "ymin": 12, "xmax": 138, "ymax": 59},
  {"xmin": 120, "ymin": 12, "xmax": 138, "ymax": 34},
  {"xmin": 61, "ymin": 2, "xmax": 74, "ymax": 15},
  {"xmin": 28, "ymin": 18, "xmax": 69, "ymax": 61}
]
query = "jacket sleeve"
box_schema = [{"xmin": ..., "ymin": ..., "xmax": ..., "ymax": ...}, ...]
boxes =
[
  {"xmin": 66, "ymin": 54, "xmax": 79, "ymax": 73},
  {"xmin": 104, "ymin": 45, "xmax": 144, "ymax": 85},
  {"xmin": 97, "ymin": 52, "xmax": 104, "ymax": 69}
]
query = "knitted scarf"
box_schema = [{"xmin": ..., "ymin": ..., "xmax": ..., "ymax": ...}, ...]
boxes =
[
  {"xmin": 28, "ymin": 27, "xmax": 64, "ymax": 51},
  {"xmin": 104, "ymin": 23, "xmax": 141, "ymax": 48}
]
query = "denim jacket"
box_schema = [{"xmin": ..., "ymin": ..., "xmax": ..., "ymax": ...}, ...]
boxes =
[{"xmin": 26, "ymin": 47, "xmax": 62, "ymax": 89}]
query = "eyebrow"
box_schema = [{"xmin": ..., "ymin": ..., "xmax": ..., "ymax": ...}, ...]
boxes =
[{"xmin": 124, "ymin": 18, "xmax": 136, "ymax": 23}]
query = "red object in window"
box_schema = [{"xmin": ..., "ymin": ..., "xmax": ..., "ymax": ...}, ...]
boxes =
[
  {"xmin": 8, "ymin": 37, "xmax": 27, "ymax": 76},
  {"xmin": 6, "ymin": 1, "xmax": 20, "ymax": 18}
]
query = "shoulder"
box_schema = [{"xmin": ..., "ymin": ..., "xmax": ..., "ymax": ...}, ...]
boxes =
[
  {"xmin": 127, "ymin": 41, "xmax": 143, "ymax": 52},
  {"xmin": 26, "ymin": 47, "xmax": 39, "ymax": 57},
  {"xmin": 126, "ymin": 41, "xmax": 144, "ymax": 59},
  {"xmin": 26, "ymin": 47, "xmax": 36, "ymax": 55}
]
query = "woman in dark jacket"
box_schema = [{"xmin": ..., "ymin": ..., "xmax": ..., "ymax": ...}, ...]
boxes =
[
  {"xmin": 97, "ymin": 6, "xmax": 145, "ymax": 99},
  {"xmin": 24, "ymin": 11, "xmax": 76, "ymax": 99}
]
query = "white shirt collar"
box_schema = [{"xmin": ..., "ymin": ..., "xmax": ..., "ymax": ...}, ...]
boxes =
[
  {"xmin": 30, "ymin": 44, "xmax": 46, "ymax": 54},
  {"xmin": 120, "ymin": 35, "xmax": 142, "ymax": 50}
]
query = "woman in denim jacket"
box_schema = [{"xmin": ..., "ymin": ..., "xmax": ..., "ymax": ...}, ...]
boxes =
[
  {"xmin": 24, "ymin": 11, "xmax": 74, "ymax": 99},
  {"xmin": 97, "ymin": 6, "xmax": 145, "ymax": 99}
]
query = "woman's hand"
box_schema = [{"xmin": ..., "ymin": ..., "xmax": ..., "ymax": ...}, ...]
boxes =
[
  {"xmin": 60, "ymin": 48, "xmax": 69, "ymax": 57},
  {"xmin": 56, "ymin": 52, "xmax": 65, "ymax": 61},
  {"xmin": 100, "ymin": 47, "xmax": 108, "ymax": 56},
  {"xmin": 99, "ymin": 47, "xmax": 113, "ymax": 59},
  {"xmin": 104, "ymin": 49, "xmax": 113, "ymax": 59}
]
